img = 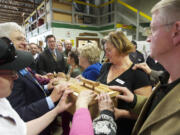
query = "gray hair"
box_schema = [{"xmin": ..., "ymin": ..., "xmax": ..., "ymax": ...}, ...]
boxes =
[
  {"xmin": 151, "ymin": 0, "xmax": 180, "ymax": 24},
  {"xmin": 0, "ymin": 22, "xmax": 24, "ymax": 39}
]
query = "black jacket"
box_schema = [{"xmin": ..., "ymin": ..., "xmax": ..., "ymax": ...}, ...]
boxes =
[{"xmin": 37, "ymin": 49, "xmax": 65, "ymax": 75}]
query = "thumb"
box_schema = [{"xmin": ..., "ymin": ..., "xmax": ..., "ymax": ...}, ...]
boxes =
[
  {"xmin": 65, "ymin": 102, "xmax": 73, "ymax": 110},
  {"xmin": 132, "ymin": 64, "xmax": 138, "ymax": 70}
]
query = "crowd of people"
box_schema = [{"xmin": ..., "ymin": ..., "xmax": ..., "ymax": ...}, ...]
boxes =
[{"xmin": 0, "ymin": 0, "xmax": 180, "ymax": 135}]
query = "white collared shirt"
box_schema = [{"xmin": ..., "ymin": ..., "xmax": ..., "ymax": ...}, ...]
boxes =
[
  {"xmin": 33, "ymin": 53, "xmax": 39, "ymax": 60},
  {"xmin": 0, "ymin": 98, "xmax": 26, "ymax": 135}
]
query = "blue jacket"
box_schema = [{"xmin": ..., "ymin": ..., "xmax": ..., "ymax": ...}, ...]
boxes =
[{"xmin": 82, "ymin": 62, "xmax": 102, "ymax": 81}]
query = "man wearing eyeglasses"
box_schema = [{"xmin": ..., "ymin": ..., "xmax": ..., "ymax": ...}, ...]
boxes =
[
  {"xmin": 109, "ymin": 0, "xmax": 180, "ymax": 135},
  {"xmin": 0, "ymin": 23, "xmax": 65, "ymax": 135},
  {"xmin": 0, "ymin": 37, "xmax": 72, "ymax": 135}
]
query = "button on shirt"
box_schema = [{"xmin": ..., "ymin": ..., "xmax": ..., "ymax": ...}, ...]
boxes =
[{"xmin": 0, "ymin": 98, "xmax": 26, "ymax": 135}]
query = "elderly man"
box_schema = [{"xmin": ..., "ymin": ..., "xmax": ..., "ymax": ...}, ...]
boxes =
[
  {"xmin": 29, "ymin": 43, "xmax": 39, "ymax": 72},
  {"xmin": 0, "ymin": 22, "xmax": 64, "ymax": 135},
  {"xmin": 37, "ymin": 35, "xmax": 66, "ymax": 75},
  {"xmin": 110, "ymin": 0, "xmax": 180, "ymax": 135},
  {"xmin": 0, "ymin": 37, "xmax": 72, "ymax": 135},
  {"xmin": 64, "ymin": 40, "xmax": 72, "ymax": 58}
]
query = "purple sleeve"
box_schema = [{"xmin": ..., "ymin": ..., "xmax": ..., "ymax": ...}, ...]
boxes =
[{"xmin": 70, "ymin": 108, "xmax": 94, "ymax": 135}]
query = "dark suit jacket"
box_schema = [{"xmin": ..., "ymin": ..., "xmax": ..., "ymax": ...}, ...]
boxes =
[
  {"xmin": 37, "ymin": 49, "xmax": 65, "ymax": 75},
  {"xmin": 7, "ymin": 72, "xmax": 51, "ymax": 135},
  {"xmin": 29, "ymin": 54, "xmax": 39, "ymax": 72}
]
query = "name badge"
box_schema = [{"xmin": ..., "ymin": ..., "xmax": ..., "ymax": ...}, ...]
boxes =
[{"xmin": 115, "ymin": 78, "xmax": 125, "ymax": 85}]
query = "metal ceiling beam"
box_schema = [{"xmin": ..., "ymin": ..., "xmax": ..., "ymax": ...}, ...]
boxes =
[
  {"xmin": 0, "ymin": 10, "xmax": 28, "ymax": 16},
  {"xmin": 0, "ymin": 2, "xmax": 34, "ymax": 10},
  {"xmin": 14, "ymin": 0, "xmax": 39, "ymax": 6},
  {"xmin": 0, "ymin": 19, "xmax": 21, "ymax": 23},
  {"xmin": 0, "ymin": 19, "xmax": 21, "ymax": 22},
  {"xmin": 0, "ymin": 15, "xmax": 22, "ymax": 20},
  {"xmin": 0, "ymin": 9, "xmax": 30, "ymax": 16},
  {"xmin": 0, "ymin": 6, "xmax": 32, "ymax": 14},
  {"xmin": 0, "ymin": 14, "xmax": 23, "ymax": 18}
]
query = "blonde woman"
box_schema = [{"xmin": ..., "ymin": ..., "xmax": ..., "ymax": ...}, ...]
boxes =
[
  {"xmin": 78, "ymin": 42, "xmax": 102, "ymax": 81},
  {"xmin": 97, "ymin": 31, "xmax": 152, "ymax": 135}
]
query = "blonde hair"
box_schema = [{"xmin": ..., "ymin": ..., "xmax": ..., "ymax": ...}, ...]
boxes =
[
  {"xmin": 78, "ymin": 43, "xmax": 101, "ymax": 64},
  {"xmin": 57, "ymin": 41, "xmax": 63, "ymax": 46},
  {"xmin": 104, "ymin": 31, "xmax": 135, "ymax": 55},
  {"xmin": 151, "ymin": 0, "xmax": 180, "ymax": 24}
]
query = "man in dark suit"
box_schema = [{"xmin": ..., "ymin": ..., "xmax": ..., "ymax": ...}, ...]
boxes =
[
  {"xmin": 7, "ymin": 69, "xmax": 62, "ymax": 135},
  {"xmin": 29, "ymin": 43, "xmax": 39, "ymax": 72},
  {"xmin": 37, "ymin": 35, "xmax": 66, "ymax": 75},
  {"xmin": 0, "ymin": 22, "xmax": 63, "ymax": 135}
]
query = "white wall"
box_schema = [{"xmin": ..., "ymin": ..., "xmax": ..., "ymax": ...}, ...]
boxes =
[
  {"xmin": 136, "ymin": 41, "xmax": 151, "ymax": 60},
  {"xmin": 52, "ymin": 27, "xmax": 104, "ymax": 48},
  {"xmin": 28, "ymin": 30, "xmax": 52, "ymax": 48}
]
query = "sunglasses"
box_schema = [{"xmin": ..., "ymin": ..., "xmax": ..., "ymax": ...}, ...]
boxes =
[{"xmin": 0, "ymin": 37, "xmax": 17, "ymax": 65}]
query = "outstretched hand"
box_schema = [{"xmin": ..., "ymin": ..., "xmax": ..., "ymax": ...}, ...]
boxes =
[
  {"xmin": 76, "ymin": 90, "xmax": 96, "ymax": 110},
  {"xmin": 132, "ymin": 63, "xmax": 152, "ymax": 74},
  {"xmin": 50, "ymin": 82, "xmax": 68, "ymax": 103},
  {"xmin": 109, "ymin": 86, "xmax": 134, "ymax": 103},
  {"xmin": 55, "ymin": 90, "xmax": 73, "ymax": 114},
  {"xmin": 97, "ymin": 93, "xmax": 114, "ymax": 112}
]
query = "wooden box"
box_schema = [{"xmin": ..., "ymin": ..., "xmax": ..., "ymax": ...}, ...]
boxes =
[{"xmin": 52, "ymin": 75, "xmax": 119, "ymax": 118}]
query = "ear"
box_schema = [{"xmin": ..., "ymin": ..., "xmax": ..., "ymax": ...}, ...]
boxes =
[{"xmin": 172, "ymin": 21, "xmax": 180, "ymax": 46}]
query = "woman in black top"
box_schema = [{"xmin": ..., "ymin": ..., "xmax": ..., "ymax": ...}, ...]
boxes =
[{"xmin": 97, "ymin": 31, "xmax": 152, "ymax": 135}]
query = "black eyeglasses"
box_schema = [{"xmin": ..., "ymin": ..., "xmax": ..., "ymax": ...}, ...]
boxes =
[{"xmin": 0, "ymin": 37, "xmax": 17, "ymax": 65}]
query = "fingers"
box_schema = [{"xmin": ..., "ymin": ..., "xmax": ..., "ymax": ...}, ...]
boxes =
[
  {"xmin": 98, "ymin": 93, "xmax": 108, "ymax": 101},
  {"xmin": 98, "ymin": 92, "xmax": 114, "ymax": 112},
  {"xmin": 61, "ymin": 90, "xmax": 73, "ymax": 102},
  {"xmin": 132, "ymin": 63, "xmax": 146, "ymax": 70},
  {"xmin": 109, "ymin": 86, "xmax": 129, "ymax": 93}
]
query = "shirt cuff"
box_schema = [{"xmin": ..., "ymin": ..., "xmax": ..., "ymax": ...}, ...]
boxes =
[
  {"xmin": 43, "ymin": 85, "xmax": 49, "ymax": 94},
  {"xmin": 46, "ymin": 96, "xmax": 55, "ymax": 110},
  {"xmin": 127, "ymin": 94, "xmax": 137, "ymax": 109}
]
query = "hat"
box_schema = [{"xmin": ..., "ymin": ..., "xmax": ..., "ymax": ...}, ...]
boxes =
[{"xmin": 0, "ymin": 37, "xmax": 33, "ymax": 71}]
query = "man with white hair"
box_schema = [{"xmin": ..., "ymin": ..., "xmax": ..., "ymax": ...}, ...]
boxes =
[
  {"xmin": 0, "ymin": 22, "xmax": 27, "ymax": 51},
  {"xmin": 110, "ymin": 0, "xmax": 180, "ymax": 134},
  {"xmin": 0, "ymin": 22, "xmax": 64, "ymax": 135},
  {"xmin": 0, "ymin": 37, "xmax": 72, "ymax": 135}
]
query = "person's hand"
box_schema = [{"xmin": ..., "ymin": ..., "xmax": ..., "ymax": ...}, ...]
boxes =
[
  {"xmin": 46, "ymin": 73, "xmax": 54, "ymax": 79},
  {"xmin": 109, "ymin": 86, "xmax": 134, "ymax": 103},
  {"xmin": 132, "ymin": 63, "xmax": 152, "ymax": 74},
  {"xmin": 50, "ymin": 83, "xmax": 68, "ymax": 103},
  {"xmin": 114, "ymin": 108, "xmax": 138, "ymax": 120},
  {"xmin": 97, "ymin": 93, "xmax": 114, "ymax": 112},
  {"xmin": 55, "ymin": 90, "xmax": 73, "ymax": 114},
  {"xmin": 76, "ymin": 90, "xmax": 96, "ymax": 110},
  {"xmin": 47, "ymin": 78, "xmax": 60, "ymax": 90},
  {"xmin": 75, "ymin": 75, "xmax": 82, "ymax": 80}
]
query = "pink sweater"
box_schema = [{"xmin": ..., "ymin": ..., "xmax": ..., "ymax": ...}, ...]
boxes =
[{"xmin": 69, "ymin": 108, "xmax": 94, "ymax": 135}]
